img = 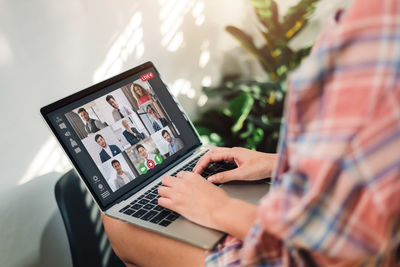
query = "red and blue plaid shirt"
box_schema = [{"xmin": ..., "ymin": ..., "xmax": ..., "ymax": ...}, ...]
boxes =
[{"xmin": 206, "ymin": 0, "xmax": 400, "ymax": 266}]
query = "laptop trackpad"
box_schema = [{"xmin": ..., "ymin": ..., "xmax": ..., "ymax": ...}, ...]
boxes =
[{"xmin": 219, "ymin": 180, "xmax": 270, "ymax": 204}]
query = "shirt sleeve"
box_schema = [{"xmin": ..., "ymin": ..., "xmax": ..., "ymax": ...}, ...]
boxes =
[{"xmin": 241, "ymin": 0, "xmax": 400, "ymax": 265}]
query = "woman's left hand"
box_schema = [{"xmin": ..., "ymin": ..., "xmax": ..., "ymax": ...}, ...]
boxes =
[{"xmin": 158, "ymin": 171, "xmax": 230, "ymax": 230}]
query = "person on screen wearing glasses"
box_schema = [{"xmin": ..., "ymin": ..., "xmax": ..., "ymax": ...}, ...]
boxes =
[{"xmin": 146, "ymin": 105, "xmax": 168, "ymax": 132}]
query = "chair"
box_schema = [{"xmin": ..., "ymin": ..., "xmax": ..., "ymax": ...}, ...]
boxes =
[{"xmin": 55, "ymin": 169, "xmax": 125, "ymax": 267}]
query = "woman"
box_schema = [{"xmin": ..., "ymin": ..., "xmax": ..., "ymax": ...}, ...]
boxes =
[
  {"xmin": 130, "ymin": 83, "xmax": 154, "ymax": 108},
  {"xmin": 102, "ymin": 0, "xmax": 400, "ymax": 266}
]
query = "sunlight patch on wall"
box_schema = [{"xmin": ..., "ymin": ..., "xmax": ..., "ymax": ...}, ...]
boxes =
[
  {"xmin": 159, "ymin": 0, "xmax": 205, "ymax": 52},
  {"xmin": 201, "ymin": 75, "xmax": 212, "ymax": 87},
  {"xmin": 93, "ymin": 11, "xmax": 144, "ymax": 82},
  {"xmin": 18, "ymin": 137, "xmax": 71, "ymax": 185},
  {"xmin": 198, "ymin": 40, "xmax": 210, "ymax": 68},
  {"xmin": 197, "ymin": 94, "xmax": 208, "ymax": 107},
  {"xmin": 192, "ymin": 0, "xmax": 205, "ymax": 26},
  {"xmin": 0, "ymin": 31, "xmax": 13, "ymax": 66}
]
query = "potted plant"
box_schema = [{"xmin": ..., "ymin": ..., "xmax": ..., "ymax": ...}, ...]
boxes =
[{"xmin": 194, "ymin": 0, "xmax": 319, "ymax": 152}]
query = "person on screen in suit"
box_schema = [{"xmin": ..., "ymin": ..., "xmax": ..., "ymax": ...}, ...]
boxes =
[
  {"xmin": 122, "ymin": 119, "xmax": 145, "ymax": 146},
  {"xmin": 95, "ymin": 134, "xmax": 122, "ymax": 163},
  {"xmin": 111, "ymin": 159, "xmax": 135, "ymax": 190},
  {"xmin": 146, "ymin": 105, "xmax": 168, "ymax": 132},
  {"xmin": 136, "ymin": 144, "xmax": 158, "ymax": 169},
  {"xmin": 106, "ymin": 95, "xmax": 135, "ymax": 122},
  {"xmin": 78, "ymin": 107, "xmax": 107, "ymax": 134},
  {"xmin": 162, "ymin": 130, "xmax": 183, "ymax": 156}
]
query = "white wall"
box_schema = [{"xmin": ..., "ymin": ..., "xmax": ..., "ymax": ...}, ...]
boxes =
[{"xmin": 0, "ymin": 0, "xmax": 350, "ymax": 266}]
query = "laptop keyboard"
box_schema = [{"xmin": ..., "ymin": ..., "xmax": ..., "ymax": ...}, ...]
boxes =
[{"xmin": 118, "ymin": 152, "xmax": 237, "ymax": 227}]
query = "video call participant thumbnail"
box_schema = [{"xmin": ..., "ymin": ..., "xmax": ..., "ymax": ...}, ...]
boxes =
[
  {"xmin": 136, "ymin": 144, "xmax": 163, "ymax": 174},
  {"xmin": 130, "ymin": 83, "xmax": 154, "ymax": 108},
  {"xmin": 106, "ymin": 94, "xmax": 134, "ymax": 122},
  {"xmin": 122, "ymin": 119, "xmax": 145, "ymax": 146},
  {"xmin": 95, "ymin": 134, "xmax": 122, "ymax": 163},
  {"xmin": 111, "ymin": 159, "xmax": 134, "ymax": 190},
  {"xmin": 146, "ymin": 105, "xmax": 168, "ymax": 132},
  {"xmin": 78, "ymin": 107, "xmax": 107, "ymax": 134},
  {"xmin": 161, "ymin": 130, "xmax": 183, "ymax": 156}
]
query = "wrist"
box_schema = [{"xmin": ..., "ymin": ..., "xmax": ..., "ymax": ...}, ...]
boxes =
[{"xmin": 211, "ymin": 196, "xmax": 257, "ymax": 240}]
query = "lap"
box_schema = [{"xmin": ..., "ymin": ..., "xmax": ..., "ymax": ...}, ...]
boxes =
[{"xmin": 101, "ymin": 214, "xmax": 207, "ymax": 267}]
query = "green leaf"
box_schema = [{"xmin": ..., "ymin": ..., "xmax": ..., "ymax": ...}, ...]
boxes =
[
  {"xmin": 252, "ymin": 127, "xmax": 264, "ymax": 143},
  {"xmin": 282, "ymin": 0, "xmax": 319, "ymax": 35},
  {"xmin": 239, "ymin": 122, "xmax": 255, "ymax": 139},
  {"xmin": 226, "ymin": 26, "xmax": 274, "ymax": 75},
  {"xmin": 228, "ymin": 93, "xmax": 255, "ymax": 133},
  {"xmin": 250, "ymin": 0, "xmax": 281, "ymax": 34}
]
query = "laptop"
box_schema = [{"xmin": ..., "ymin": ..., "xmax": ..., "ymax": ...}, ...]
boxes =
[{"xmin": 41, "ymin": 61, "xmax": 268, "ymax": 249}]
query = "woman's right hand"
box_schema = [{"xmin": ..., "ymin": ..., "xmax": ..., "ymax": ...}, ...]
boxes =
[{"xmin": 193, "ymin": 147, "xmax": 278, "ymax": 184}]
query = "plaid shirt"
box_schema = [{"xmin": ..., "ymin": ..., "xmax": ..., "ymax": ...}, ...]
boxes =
[{"xmin": 206, "ymin": 0, "xmax": 400, "ymax": 266}]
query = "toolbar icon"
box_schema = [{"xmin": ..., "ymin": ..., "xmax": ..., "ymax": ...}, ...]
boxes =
[
  {"xmin": 138, "ymin": 164, "xmax": 148, "ymax": 174},
  {"xmin": 59, "ymin": 123, "xmax": 67, "ymax": 129},
  {"xmin": 70, "ymin": 138, "xmax": 78, "ymax": 147},
  {"xmin": 101, "ymin": 191, "xmax": 110, "ymax": 198},
  {"xmin": 147, "ymin": 160, "xmax": 155, "ymax": 169}
]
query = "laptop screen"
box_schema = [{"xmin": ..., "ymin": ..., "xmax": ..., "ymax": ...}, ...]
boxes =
[{"xmin": 41, "ymin": 62, "xmax": 201, "ymax": 210}]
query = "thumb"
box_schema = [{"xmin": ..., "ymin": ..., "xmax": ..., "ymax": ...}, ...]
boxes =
[{"xmin": 207, "ymin": 169, "xmax": 242, "ymax": 184}]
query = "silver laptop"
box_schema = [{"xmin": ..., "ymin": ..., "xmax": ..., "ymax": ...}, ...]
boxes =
[{"xmin": 41, "ymin": 61, "xmax": 268, "ymax": 249}]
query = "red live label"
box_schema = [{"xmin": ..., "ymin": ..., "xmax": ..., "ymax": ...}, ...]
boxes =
[{"xmin": 141, "ymin": 72, "xmax": 154, "ymax": 81}]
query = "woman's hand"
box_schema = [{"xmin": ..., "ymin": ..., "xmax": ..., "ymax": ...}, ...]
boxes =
[
  {"xmin": 158, "ymin": 171, "xmax": 229, "ymax": 230},
  {"xmin": 193, "ymin": 147, "xmax": 278, "ymax": 184},
  {"xmin": 158, "ymin": 171, "xmax": 257, "ymax": 239}
]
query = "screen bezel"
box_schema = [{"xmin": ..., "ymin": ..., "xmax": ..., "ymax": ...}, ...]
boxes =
[{"xmin": 40, "ymin": 61, "xmax": 202, "ymax": 211}]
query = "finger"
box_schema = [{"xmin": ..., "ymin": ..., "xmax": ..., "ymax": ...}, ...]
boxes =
[
  {"xmin": 176, "ymin": 171, "xmax": 185, "ymax": 179},
  {"xmin": 177, "ymin": 171, "xmax": 202, "ymax": 181},
  {"xmin": 193, "ymin": 148, "xmax": 235, "ymax": 174},
  {"xmin": 158, "ymin": 185, "xmax": 173, "ymax": 198},
  {"xmin": 158, "ymin": 197, "xmax": 175, "ymax": 210},
  {"xmin": 207, "ymin": 168, "xmax": 244, "ymax": 184},
  {"xmin": 162, "ymin": 176, "xmax": 177, "ymax": 187}
]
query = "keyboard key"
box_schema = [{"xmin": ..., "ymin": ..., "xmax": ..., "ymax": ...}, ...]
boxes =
[
  {"xmin": 150, "ymin": 210, "xmax": 171, "ymax": 224},
  {"xmin": 150, "ymin": 199, "xmax": 158, "ymax": 205},
  {"xmin": 132, "ymin": 209, "xmax": 146, "ymax": 218},
  {"xmin": 131, "ymin": 204, "xmax": 142, "ymax": 211},
  {"xmin": 144, "ymin": 204, "xmax": 155, "ymax": 210},
  {"xmin": 159, "ymin": 220, "xmax": 173, "ymax": 227},
  {"xmin": 166, "ymin": 214, "xmax": 179, "ymax": 221},
  {"xmin": 147, "ymin": 193, "xmax": 157, "ymax": 199},
  {"xmin": 119, "ymin": 205, "xmax": 130, "ymax": 213},
  {"xmin": 154, "ymin": 205, "xmax": 164, "ymax": 211},
  {"xmin": 123, "ymin": 209, "xmax": 135, "ymax": 215},
  {"xmin": 138, "ymin": 199, "xmax": 149, "ymax": 205},
  {"xmin": 142, "ymin": 210, "xmax": 158, "ymax": 221}
]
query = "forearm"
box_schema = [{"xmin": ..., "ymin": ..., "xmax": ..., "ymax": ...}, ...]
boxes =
[{"xmin": 211, "ymin": 197, "xmax": 257, "ymax": 240}]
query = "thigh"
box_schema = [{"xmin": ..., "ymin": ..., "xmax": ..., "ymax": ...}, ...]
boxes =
[{"xmin": 101, "ymin": 214, "xmax": 206, "ymax": 267}]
